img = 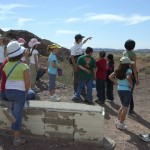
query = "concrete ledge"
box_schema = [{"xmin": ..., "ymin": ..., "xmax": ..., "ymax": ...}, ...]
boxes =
[{"xmin": 0, "ymin": 100, "xmax": 105, "ymax": 147}]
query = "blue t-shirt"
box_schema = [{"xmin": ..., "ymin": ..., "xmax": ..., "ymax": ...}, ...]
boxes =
[
  {"xmin": 117, "ymin": 69, "xmax": 132, "ymax": 91},
  {"xmin": 48, "ymin": 53, "xmax": 58, "ymax": 75}
]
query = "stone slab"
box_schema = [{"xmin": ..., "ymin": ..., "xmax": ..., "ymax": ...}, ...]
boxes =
[{"xmin": 28, "ymin": 101, "xmax": 104, "ymax": 114}]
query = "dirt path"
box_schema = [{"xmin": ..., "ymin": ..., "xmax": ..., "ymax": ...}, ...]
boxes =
[{"xmin": 0, "ymin": 74, "xmax": 150, "ymax": 150}]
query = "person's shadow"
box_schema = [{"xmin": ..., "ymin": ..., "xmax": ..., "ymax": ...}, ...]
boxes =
[
  {"xmin": 128, "ymin": 112, "xmax": 150, "ymax": 130},
  {"xmin": 122, "ymin": 129, "xmax": 150, "ymax": 150},
  {"xmin": 110, "ymin": 102, "xmax": 120, "ymax": 111},
  {"xmin": 104, "ymin": 104, "xmax": 118, "ymax": 120}
]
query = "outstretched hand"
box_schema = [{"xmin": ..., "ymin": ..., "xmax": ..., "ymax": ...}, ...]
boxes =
[{"xmin": 88, "ymin": 37, "xmax": 92, "ymax": 40}]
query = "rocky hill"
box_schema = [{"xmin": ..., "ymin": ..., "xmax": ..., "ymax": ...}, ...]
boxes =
[{"xmin": 0, "ymin": 29, "xmax": 70, "ymax": 60}]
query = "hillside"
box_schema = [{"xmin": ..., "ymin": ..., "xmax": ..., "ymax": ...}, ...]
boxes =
[{"xmin": 0, "ymin": 29, "xmax": 70, "ymax": 60}]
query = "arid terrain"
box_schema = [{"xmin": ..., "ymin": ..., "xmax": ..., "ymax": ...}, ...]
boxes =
[{"xmin": 0, "ymin": 52, "xmax": 150, "ymax": 150}]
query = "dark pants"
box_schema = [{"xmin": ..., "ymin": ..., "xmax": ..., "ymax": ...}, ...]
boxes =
[
  {"xmin": 130, "ymin": 78, "xmax": 136, "ymax": 111},
  {"xmin": 106, "ymin": 82, "xmax": 114, "ymax": 101},
  {"xmin": 73, "ymin": 69, "xmax": 86, "ymax": 97},
  {"xmin": 96, "ymin": 80, "xmax": 106, "ymax": 102}
]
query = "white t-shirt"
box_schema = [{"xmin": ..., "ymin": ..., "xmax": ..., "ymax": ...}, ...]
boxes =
[
  {"xmin": 70, "ymin": 42, "xmax": 83, "ymax": 56},
  {"xmin": 30, "ymin": 49, "xmax": 38, "ymax": 64},
  {"xmin": 0, "ymin": 46, "xmax": 5, "ymax": 63}
]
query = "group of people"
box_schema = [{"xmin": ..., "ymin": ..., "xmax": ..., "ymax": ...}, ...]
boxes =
[
  {"xmin": 70, "ymin": 34, "xmax": 139, "ymax": 130},
  {"xmin": 0, "ymin": 33, "xmax": 149, "ymax": 147},
  {"xmin": 0, "ymin": 34, "xmax": 62, "ymax": 146}
]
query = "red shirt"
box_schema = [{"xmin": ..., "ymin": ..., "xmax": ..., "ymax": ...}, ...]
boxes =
[
  {"xmin": 0, "ymin": 59, "xmax": 7, "ymax": 92},
  {"xmin": 96, "ymin": 58, "xmax": 107, "ymax": 80}
]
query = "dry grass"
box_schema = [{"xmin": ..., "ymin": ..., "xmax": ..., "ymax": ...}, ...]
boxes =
[{"xmin": 40, "ymin": 52, "xmax": 150, "ymax": 85}]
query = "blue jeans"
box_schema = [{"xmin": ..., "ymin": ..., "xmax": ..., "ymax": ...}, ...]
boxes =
[
  {"xmin": 5, "ymin": 89, "xmax": 26, "ymax": 131},
  {"xmin": 76, "ymin": 79, "xmax": 93, "ymax": 102},
  {"xmin": 1, "ymin": 90, "xmax": 36, "ymax": 101}
]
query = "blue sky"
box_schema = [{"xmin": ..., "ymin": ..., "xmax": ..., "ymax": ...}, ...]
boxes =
[{"xmin": 1, "ymin": 0, "xmax": 150, "ymax": 49}]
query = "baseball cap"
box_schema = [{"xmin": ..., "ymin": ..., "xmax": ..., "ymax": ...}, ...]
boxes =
[
  {"xmin": 49, "ymin": 44, "xmax": 61, "ymax": 49},
  {"xmin": 75, "ymin": 34, "xmax": 85, "ymax": 40}
]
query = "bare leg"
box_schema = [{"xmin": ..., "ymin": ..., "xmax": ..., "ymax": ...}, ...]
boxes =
[
  {"xmin": 14, "ymin": 131, "xmax": 21, "ymax": 139},
  {"xmin": 120, "ymin": 106, "xmax": 128, "ymax": 123}
]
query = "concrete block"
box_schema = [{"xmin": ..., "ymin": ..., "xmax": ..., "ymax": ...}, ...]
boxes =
[
  {"xmin": 45, "ymin": 131, "xmax": 73, "ymax": 139},
  {"xmin": 0, "ymin": 107, "xmax": 11, "ymax": 128},
  {"xmin": 22, "ymin": 110, "xmax": 45, "ymax": 135},
  {"xmin": 43, "ymin": 118, "xmax": 73, "ymax": 126},
  {"xmin": 58, "ymin": 112, "xmax": 74, "ymax": 119},
  {"xmin": 29, "ymin": 101, "xmax": 104, "ymax": 114},
  {"xmin": 45, "ymin": 124, "xmax": 73, "ymax": 135},
  {"xmin": 74, "ymin": 112, "xmax": 104, "ymax": 128},
  {"xmin": 44, "ymin": 111, "xmax": 59, "ymax": 118}
]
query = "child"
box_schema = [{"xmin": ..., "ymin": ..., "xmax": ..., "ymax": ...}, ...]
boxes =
[
  {"xmin": 18, "ymin": 38, "xmax": 30, "ymax": 65},
  {"xmin": 3, "ymin": 41, "xmax": 30, "ymax": 146},
  {"xmin": 109, "ymin": 56, "xmax": 134, "ymax": 130},
  {"xmin": 0, "ymin": 34, "xmax": 6, "ymax": 80},
  {"xmin": 72, "ymin": 47, "xmax": 96, "ymax": 105},
  {"xmin": 95, "ymin": 51, "xmax": 107, "ymax": 104},
  {"xmin": 123, "ymin": 39, "xmax": 139, "ymax": 114},
  {"xmin": 48, "ymin": 44, "xmax": 61, "ymax": 102},
  {"xmin": 28, "ymin": 38, "xmax": 41, "ymax": 92},
  {"xmin": 106, "ymin": 54, "xmax": 114, "ymax": 102}
]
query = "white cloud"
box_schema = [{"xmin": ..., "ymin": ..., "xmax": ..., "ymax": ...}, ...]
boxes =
[
  {"xmin": 18, "ymin": 18, "xmax": 33, "ymax": 28},
  {"xmin": 127, "ymin": 15, "xmax": 150, "ymax": 25},
  {"xmin": 56, "ymin": 30, "xmax": 78, "ymax": 35},
  {"xmin": 84, "ymin": 13, "xmax": 150, "ymax": 25},
  {"xmin": 0, "ymin": 4, "xmax": 33, "ymax": 21},
  {"xmin": 0, "ymin": 4, "xmax": 32, "ymax": 11},
  {"xmin": 65, "ymin": 17, "xmax": 81, "ymax": 23},
  {"xmin": 85, "ymin": 13, "xmax": 125, "ymax": 22}
]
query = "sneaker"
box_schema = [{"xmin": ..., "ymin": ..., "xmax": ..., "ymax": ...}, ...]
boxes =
[
  {"xmin": 3, "ymin": 108, "xmax": 16, "ymax": 123},
  {"xmin": 106, "ymin": 99, "xmax": 114, "ymax": 103},
  {"xmin": 139, "ymin": 134, "xmax": 150, "ymax": 142},
  {"xmin": 72, "ymin": 96, "xmax": 83, "ymax": 103},
  {"xmin": 95, "ymin": 99, "xmax": 105, "ymax": 105},
  {"xmin": 13, "ymin": 138, "xmax": 26, "ymax": 146},
  {"xmin": 50, "ymin": 95, "xmax": 61, "ymax": 102},
  {"xmin": 117, "ymin": 122, "xmax": 127, "ymax": 130},
  {"xmin": 84, "ymin": 100, "xmax": 95, "ymax": 105},
  {"xmin": 114, "ymin": 119, "xmax": 119, "ymax": 126},
  {"xmin": 31, "ymin": 87, "xmax": 40, "ymax": 92}
]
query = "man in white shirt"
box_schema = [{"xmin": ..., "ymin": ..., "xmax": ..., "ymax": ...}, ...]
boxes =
[{"xmin": 70, "ymin": 34, "xmax": 92, "ymax": 100}]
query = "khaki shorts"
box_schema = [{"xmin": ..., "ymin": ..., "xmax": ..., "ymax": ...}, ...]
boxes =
[{"xmin": 29, "ymin": 63, "xmax": 37, "ymax": 86}]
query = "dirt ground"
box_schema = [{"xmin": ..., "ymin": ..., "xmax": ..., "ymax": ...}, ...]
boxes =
[
  {"xmin": 0, "ymin": 56, "xmax": 150, "ymax": 150},
  {"xmin": 0, "ymin": 73, "xmax": 150, "ymax": 150}
]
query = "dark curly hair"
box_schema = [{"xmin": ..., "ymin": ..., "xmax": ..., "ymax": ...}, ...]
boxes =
[{"xmin": 124, "ymin": 39, "xmax": 135, "ymax": 51}]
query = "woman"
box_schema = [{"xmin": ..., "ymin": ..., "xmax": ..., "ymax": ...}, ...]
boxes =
[
  {"xmin": 109, "ymin": 56, "xmax": 134, "ymax": 129},
  {"xmin": 3, "ymin": 41, "xmax": 30, "ymax": 146}
]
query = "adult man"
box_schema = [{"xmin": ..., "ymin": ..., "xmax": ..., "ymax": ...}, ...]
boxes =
[{"xmin": 70, "ymin": 34, "xmax": 92, "ymax": 98}]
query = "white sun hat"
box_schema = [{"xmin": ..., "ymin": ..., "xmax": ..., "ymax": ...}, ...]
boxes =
[
  {"xmin": 28, "ymin": 38, "xmax": 41, "ymax": 48},
  {"xmin": 120, "ymin": 56, "xmax": 134, "ymax": 64},
  {"xmin": 7, "ymin": 41, "xmax": 26, "ymax": 58}
]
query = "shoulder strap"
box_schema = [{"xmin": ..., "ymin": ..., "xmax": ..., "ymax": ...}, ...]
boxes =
[{"xmin": 6, "ymin": 61, "xmax": 21, "ymax": 80}]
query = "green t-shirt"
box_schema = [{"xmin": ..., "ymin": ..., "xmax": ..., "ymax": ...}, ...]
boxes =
[
  {"xmin": 123, "ymin": 51, "xmax": 136, "ymax": 61},
  {"xmin": 4, "ymin": 61, "xmax": 29, "ymax": 80},
  {"xmin": 77, "ymin": 55, "xmax": 96, "ymax": 80}
]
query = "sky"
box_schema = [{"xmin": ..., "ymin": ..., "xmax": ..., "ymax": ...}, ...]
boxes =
[{"xmin": 0, "ymin": 0, "xmax": 150, "ymax": 50}]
